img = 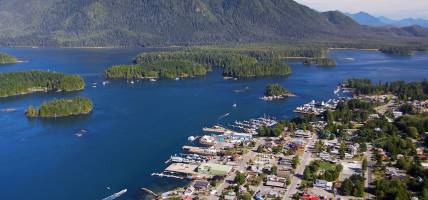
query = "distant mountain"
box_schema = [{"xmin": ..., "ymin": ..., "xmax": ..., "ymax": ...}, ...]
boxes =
[
  {"xmin": 345, "ymin": 12, "xmax": 385, "ymax": 26},
  {"xmin": 0, "ymin": 0, "xmax": 427, "ymax": 47},
  {"xmin": 347, "ymin": 12, "xmax": 428, "ymax": 28}
]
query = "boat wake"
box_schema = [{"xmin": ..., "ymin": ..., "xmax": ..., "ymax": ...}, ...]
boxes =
[
  {"xmin": 102, "ymin": 189, "xmax": 127, "ymax": 200},
  {"xmin": 217, "ymin": 113, "xmax": 230, "ymax": 120}
]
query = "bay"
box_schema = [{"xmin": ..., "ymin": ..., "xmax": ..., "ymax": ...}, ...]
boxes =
[{"xmin": 0, "ymin": 48, "xmax": 427, "ymax": 200}]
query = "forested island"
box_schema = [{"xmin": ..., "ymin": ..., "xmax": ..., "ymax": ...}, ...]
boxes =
[
  {"xmin": 26, "ymin": 97, "xmax": 93, "ymax": 118},
  {"xmin": 344, "ymin": 78, "xmax": 428, "ymax": 100},
  {"xmin": 261, "ymin": 83, "xmax": 294, "ymax": 100},
  {"xmin": 105, "ymin": 60, "xmax": 210, "ymax": 79},
  {"xmin": 133, "ymin": 49, "xmax": 292, "ymax": 78},
  {"xmin": 303, "ymin": 58, "xmax": 336, "ymax": 66},
  {"xmin": 0, "ymin": 71, "xmax": 85, "ymax": 97},
  {"xmin": 0, "ymin": 53, "xmax": 18, "ymax": 64},
  {"xmin": 380, "ymin": 47, "xmax": 414, "ymax": 56}
]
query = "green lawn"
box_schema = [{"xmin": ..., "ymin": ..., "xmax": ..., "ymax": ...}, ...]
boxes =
[{"xmin": 318, "ymin": 161, "xmax": 336, "ymax": 171}]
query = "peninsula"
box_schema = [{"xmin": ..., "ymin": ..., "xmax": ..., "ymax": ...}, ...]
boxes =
[
  {"xmin": 26, "ymin": 97, "xmax": 93, "ymax": 118},
  {"xmin": 0, "ymin": 71, "xmax": 85, "ymax": 98}
]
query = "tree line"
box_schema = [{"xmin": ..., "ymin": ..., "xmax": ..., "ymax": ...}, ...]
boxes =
[{"xmin": 345, "ymin": 78, "xmax": 428, "ymax": 100}]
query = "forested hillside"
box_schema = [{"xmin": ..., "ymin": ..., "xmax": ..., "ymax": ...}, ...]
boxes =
[{"xmin": 0, "ymin": 0, "xmax": 427, "ymax": 47}]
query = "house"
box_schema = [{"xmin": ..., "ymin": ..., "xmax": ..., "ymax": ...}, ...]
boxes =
[
  {"xmin": 301, "ymin": 193, "xmax": 320, "ymax": 200},
  {"xmin": 295, "ymin": 129, "xmax": 311, "ymax": 138},
  {"xmin": 265, "ymin": 175, "xmax": 287, "ymax": 188},
  {"xmin": 197, "ymin": 163, "xmax": 232, "ymax": 176},
  {"xmin": 393, "ymin": 111, "xmax": 403, "ymax": 119},
  {"xmin": 193, "ymin": 180, "xmax": 210, "ymax": 190},
  {"xmin": 349, "ymin": 144, "xmax": 359, "ymax": 156},
  {"xmin": 314, "ymin": 179, "xmax": 333, "ymax": 191},
  {"xmin": 292, "ymin": 138, "xmax": 306, "ymax": 149}
]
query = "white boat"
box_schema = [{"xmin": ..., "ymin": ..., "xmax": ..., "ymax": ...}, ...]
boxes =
[
  {"xmin": 175, "ymin": 77, "xmax": 180, "ymax": 81},
  {"xmin": 102, "ymin": 189, "xmax": 127, "ymax": 200},
  {"xmin": 102, "ymin": 81, "xmax": 110, "ymax": 85},
  {"xmin": 130, "ymin": 81, "xmax": 135, "ymax": 84},
  {"xmin": 188, "ymin": 136, "xmax": 196, "ymax": 141},
  {"xmin": 92, "ymin": 85, "xmax": 97, "ymax": 88},
  {"xmin": 150, "ymin": 79, "xmax": 157, "ymax": 82},
  {"xmin": 232, "ymin": 103, "xmax": 237, "ymax": 108}
]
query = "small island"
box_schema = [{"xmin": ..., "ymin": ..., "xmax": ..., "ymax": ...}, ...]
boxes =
[
  {"xmin": 105, "ymin": 60, "xmax": 210, "ymax": 79},
  {"xmin": 0, "ymin": 71, "xmax": 85, "ymax": 98},
  {"xmin": 0, "ymin": 53, "xmax": 18, "ymax": 64},
  {"xmin": 303, "ymin": 58, "xmax": 336, "ymax": 66},
  {"xmin": 26, "ymin": 97, "xmax": 93, "ymax": 118},
  {"xmin": 261, "ymin": 83, "xmax": 294, "ymax": 101},
  {"xmin": 379, "ymin": 47, "xmax": 414, "ymax": 56}
]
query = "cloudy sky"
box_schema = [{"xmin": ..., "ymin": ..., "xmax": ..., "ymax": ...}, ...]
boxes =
[{"xmin": 294, "ymin": 0, "xmax": 428, "ymax": 19}]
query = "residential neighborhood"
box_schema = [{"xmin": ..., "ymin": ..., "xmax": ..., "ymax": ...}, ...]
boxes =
[{"xmin": 146, "ymin": 79, "xmax": 428, "ymax": 200}]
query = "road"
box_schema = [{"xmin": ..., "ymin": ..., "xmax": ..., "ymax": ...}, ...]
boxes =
[
  {"xmin": 208, "ymin": 143, "xmax": 258, "ymax": 200},
  {"xmin": 284, "ymin": 135, "xmax": 316, "ymax": 199}
]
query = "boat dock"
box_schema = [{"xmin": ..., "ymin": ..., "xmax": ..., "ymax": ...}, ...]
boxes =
[{"xmin": 182, "ymin": 146, "xmax": 217, "ymax": 155}]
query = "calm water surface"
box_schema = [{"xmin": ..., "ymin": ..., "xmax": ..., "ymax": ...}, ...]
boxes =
[{"xmin": 0, "ymin": 48, "xmax": 427, "ymax": 200}]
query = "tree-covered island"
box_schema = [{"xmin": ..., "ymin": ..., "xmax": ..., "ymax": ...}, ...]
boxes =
[
  {"xmin": 26, "ymin": 97, "xmax": 93, "ymax": 118},
  {"xmin": 0, "ymin": 53, "xmax": 18, "ymax": 64},
  {"xmin": 0, "ymin": 71, "xmax": 85, "ymax": 98},
  {"xmin": 105, "ymin": 60, "xmax": 210, "ymax": 79},
  {"xmin": 122, "ymin": 49, "xmax": 292, "ymax": 79},
  {"xmin": 261, "ymin": 83, "xmax": 294, "ymax": 101}
]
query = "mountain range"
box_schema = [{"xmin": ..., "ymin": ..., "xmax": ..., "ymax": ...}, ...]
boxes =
[
  {"xmin": 0, "ymin": 0, "xmax": 427, "ymax": 47},
  {"xmin": 346, "ymin": 12, "xmax": 428, "ymax": 28}
]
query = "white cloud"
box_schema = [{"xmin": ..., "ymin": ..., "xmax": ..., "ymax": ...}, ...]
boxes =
[{"xmin": 294, "ymin": 0, "xmax": 428, "ymax": 19}]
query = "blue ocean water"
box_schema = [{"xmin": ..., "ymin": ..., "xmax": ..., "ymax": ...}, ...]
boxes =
[{"xmin": 0, "ymin": 48, "xmax": 427, "ymax": 200}]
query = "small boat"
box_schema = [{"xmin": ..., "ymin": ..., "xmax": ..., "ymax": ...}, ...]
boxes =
[
  {"xmin": 175, "ymin": 77, "xmax": 180, "ymax": 81},
  {"xmin": 1, "ymin": 108, "xmax": 17, "ymax": 112},
  {"xmin": 150, "ymin": 79, "xmax": 157, "ymax": 82},
  {"xmin": 130, "ymin": 80, "xmax": 135, "ymax": 84},
  {"xmin": 232, "ymin": 103, "xmax": 237, "ymax": 108},
  {"xmin": 102, "ymin": 81, "xmax": 110, "ymax": 85},
  {"xmin": 92, "ymin": 85, "xmax": 97, "ymax": 88},
  {"xmin": 102, "ymin": 189, "xmax": 127, "ymax": 200},
  {"xmin": 75, "ymin": 129, "xmax": 88, "ymax": 137},
  {"xmin": 188, "ymin": 136, "xmax": 196, "ymax": 141}
]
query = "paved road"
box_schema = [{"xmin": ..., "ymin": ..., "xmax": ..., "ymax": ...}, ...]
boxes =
[
  {"xmin": 284, "ymin": 135, "xmax": 316, "ymax": 199},
  {"xmin": 208, "ymin": 143, "xmax": 258, "ymax": 200}
]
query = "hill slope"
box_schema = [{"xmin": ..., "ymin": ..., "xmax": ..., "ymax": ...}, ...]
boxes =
[{"xmin": 0, "ymin": 0, "xmax": 427, "ymax": 47}]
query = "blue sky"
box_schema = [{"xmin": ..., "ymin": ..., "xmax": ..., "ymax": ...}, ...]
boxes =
[{"xmin": 294, "ymin": 0, "xmax": 428, "ymax": 20}]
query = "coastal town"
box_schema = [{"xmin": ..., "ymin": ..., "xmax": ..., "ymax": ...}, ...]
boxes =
[{"xmin": 145, "ymin": 79, "xmax": 428, "ymax": 200}]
